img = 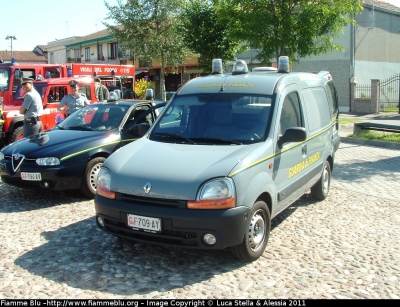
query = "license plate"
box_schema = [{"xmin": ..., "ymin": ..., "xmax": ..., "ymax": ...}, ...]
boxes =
[
  {"xmin": 21, "ymin": 172, "xmax": 42, "ymax": 181},
  {"xmin": 127, "ymin": 214, "xmax": 161, "ymax": 233}
]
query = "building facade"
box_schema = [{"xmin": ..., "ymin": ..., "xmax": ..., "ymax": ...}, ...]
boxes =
[
  {"xmin": 46, "ymin": 28, "xmax": 201, "ymax": 96},
  {"xmin": 292, "ymin": 0, "xmax": 400, "ymax": 112}
]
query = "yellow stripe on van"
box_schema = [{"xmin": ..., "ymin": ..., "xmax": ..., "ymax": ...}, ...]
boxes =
[{"xmin": 229, "ymin": 122, "xmax": 335, "ymax": 177}]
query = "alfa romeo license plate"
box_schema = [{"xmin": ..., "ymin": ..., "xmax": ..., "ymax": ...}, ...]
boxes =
[
  {"xmin": 21, "ymin": 172, "xmax": 42, "ymax": 181},
  {"xmin": 127, "ymin": 214, "xmax": 161, "ymax": 233}
]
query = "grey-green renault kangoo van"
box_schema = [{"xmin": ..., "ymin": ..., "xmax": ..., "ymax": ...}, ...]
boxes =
[{"xmin": 95, "ymin": 56, "xmax": 340, "ymax": 262}]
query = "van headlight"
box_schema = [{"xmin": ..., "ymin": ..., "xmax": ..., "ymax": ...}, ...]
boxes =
[
  {"xmin": 187, "ymin": 178, "xmax": 236, "ymax": 209},
  {"xmin": 96, "ymin": 167, "xmax": 115, "ymax": 199},
  {"xmin": 36, "ymin": 157, "xmax": 60, "ymax": 165}
]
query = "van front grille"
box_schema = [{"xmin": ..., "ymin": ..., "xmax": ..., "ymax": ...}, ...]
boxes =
[{"xmin": 115, "ymin": 193, "xmax": 187, "ymax": 209}]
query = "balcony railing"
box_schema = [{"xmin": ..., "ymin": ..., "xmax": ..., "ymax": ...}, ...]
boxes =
[{"xmin": 66, "ymin": 57, "xmax": 118, "ymax": 64}]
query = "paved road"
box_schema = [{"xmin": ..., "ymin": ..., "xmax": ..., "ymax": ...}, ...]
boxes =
[{"xmin": 0, "ymin": 142, "xmax": 399, "ymax": 299}]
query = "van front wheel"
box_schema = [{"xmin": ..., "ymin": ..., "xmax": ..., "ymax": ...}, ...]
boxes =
[
  {"xmin": 230, "ymin": 201, "xmax": 270, "ymax": 262},
  {"xmin": 311, "ymin": 160, "xmax": 331, "ymax": 200}
]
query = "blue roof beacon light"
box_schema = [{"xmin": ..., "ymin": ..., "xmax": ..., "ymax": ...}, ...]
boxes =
[
  {"xmin": 232, "ymin": 59, "xmax": 249, "ymax": 75},
  {"xmin": 108, "ymin": 91, "xmax": 120, "ymax": 102},
  {"xmin": 212, "ymin": 59, "xmax": 223, "ymax": 74},
  {"xmin": 278, "ymin": 56, "xmax": 290, "ymax": 73},
  {"xmin": 145, "ymin": 89, "xmax": 154, "ymax": 100}
]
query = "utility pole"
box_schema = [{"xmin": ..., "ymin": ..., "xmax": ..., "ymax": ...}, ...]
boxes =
[{"xmin": 5, "ymin": 35, "xmax": 16, "ymax": 60}]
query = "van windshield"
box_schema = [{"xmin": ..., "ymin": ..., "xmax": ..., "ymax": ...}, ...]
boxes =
[{"xmin": 150, "ymin": 93, "xmax": 274, "ymax": 145}]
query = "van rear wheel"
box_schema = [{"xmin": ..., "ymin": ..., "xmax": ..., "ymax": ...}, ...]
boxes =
[
  {"xmin": 230, "ymin": 200, "xmax": 270, "ymax": 262},
  {"xmin": 311, "ymin": 160, "xmax": 331, "ymax": 200}
]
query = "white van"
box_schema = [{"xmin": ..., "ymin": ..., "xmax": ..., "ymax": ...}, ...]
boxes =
[{"xmin": 94, "ymin": 57, "xmax": 340, "ymax": 262}]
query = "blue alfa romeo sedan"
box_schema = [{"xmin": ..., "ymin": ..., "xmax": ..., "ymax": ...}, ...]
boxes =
[{"xmin": 0, "ymin": 97, "xmax": 165, "ymax": 198}]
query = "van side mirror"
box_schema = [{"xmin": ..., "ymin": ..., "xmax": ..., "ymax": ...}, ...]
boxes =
[{"xmin": 278, "ymin": 127, "xmax": 306, "ymax": 149}]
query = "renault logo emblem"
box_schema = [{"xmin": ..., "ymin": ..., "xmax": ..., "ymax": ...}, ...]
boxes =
[{"xmin": 143, "ymin": 182, "xmax": 151, "ymax": 194}]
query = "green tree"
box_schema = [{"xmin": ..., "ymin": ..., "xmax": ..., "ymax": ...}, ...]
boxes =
[
  {"xmin": 135, "ymin": 78, "xmax": 155, "ymax": 99},
  {"xmin": 103, "ymin": 0, "xmax": 193, "ymax": 101},
  {"xmin": 222, "ymin": 0, "xmax": 362, "ymax": 63},
  {"xmin": 180, "ymin": 0, "xmax": 244, "ymax": 73}
]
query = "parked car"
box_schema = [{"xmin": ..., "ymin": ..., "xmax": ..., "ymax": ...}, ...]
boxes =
[
  {"xmin": 0, "ymin": 98, "xmax": 165, "ymax": 198},
  {"xmin": 94, "ymin": 57, "xmax": 339, "ymax": 262}
]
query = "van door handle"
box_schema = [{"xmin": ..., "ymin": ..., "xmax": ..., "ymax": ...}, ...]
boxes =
[{"xmin": 302, "ymin": 144, "xmax": 307, "ymax": 155}]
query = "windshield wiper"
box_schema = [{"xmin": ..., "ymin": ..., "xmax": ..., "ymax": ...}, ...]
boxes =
[
  {"xmin": 153, "ymin": 132, "xmax": 196, "ymax": 144},
  {"xmin": 68, "ymin": 126, "xmax": 94, "ymax": 131},
  {"xmin": 191, "ymin": 137, "xmax": 242, "ymax": 145}
]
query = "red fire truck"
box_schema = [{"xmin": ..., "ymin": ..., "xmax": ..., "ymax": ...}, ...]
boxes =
[
  {"xmin": 0, "ymin": 62, "xmax": 135, "ymax": 146},
  {"xmin": 0, "ymin": 62, "xmax": 68, "ymax": 105}
]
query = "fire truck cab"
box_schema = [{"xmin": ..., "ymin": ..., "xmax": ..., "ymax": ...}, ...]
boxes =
[
  {"xmin": 3, "ymin": 76, "xmax": 98, "ymax": 143},
  {"xmin": 0, "ymin": 62, "xmax": 67, "ymax": 106},
  {"xmin": 0, "ymin": 63, "xmax": 135, "ymax": 146}
]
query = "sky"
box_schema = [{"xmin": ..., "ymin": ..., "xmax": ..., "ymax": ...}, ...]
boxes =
[
  {"xmin": 378, "ymin": 0, "xmax": 400, "ymax": 7},
  {"xmin": 1, "ymin": 0, "xmax": 119, "ymax": 51},
  {"xmin": 2, "ymin": 0, "xmax": 400, "ymax": 52}
]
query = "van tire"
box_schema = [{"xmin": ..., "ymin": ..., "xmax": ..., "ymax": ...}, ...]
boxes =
[
  {"xmin": 10, "ymin": 126, "xmax": 24, "ymax": 143},
  {"xmin": 311, "ymin": 160, "xmax": 331, "ymax": 200},
  {"xmin": 230, "ymin": 201, "xmax": 270, "ymax": 262},
  {"xmin": 80, "ymin": 157, "xmax": 106, "ymax": 198}
]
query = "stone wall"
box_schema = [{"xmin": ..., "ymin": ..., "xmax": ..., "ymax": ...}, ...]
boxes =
[
  {"xmin": 354, "ymin": 98, "xmax": 373, "ymax": 113},
  {"xmin": 351, "ymin": 79, "xmax": 380, "ymax": 114}
]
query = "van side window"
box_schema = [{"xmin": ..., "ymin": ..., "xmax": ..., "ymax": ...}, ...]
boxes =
[
  {"xmin": 302, "ymin": 87, "xmax": 331, "ymax": 132},
  {"xmin": 280, "ymin": 92, "xmax": 302, "ymax": 134}
]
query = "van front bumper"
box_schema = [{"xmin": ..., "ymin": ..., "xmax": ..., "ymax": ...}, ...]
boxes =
[{"xmin": 95, "ymin": 194, "xmax": 250, "ymax": 250}]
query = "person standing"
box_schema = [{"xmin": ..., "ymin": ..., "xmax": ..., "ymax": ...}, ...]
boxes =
[
  {"xmin": 57, "ymin": 80, "xmax": 89, "ymax": 117},
  {"xmin": 19, "ymin": 77, "xmax": 43, "ymax": 137}
]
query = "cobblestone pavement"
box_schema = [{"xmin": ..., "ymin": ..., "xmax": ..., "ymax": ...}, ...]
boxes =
[{"xmin": 0, "ymin": 142, "xmax": 399, "ymax": 299}]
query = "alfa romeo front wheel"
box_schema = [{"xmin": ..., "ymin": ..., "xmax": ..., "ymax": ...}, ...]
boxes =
[{"xmin": 80, "ymin": 157, "xmax": 106, "ymax": 198}]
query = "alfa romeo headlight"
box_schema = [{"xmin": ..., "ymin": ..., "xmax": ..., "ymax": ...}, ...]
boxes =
[{"xmin": 36, "ymin": 157, "xmax": 60, "ymax": 165}]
